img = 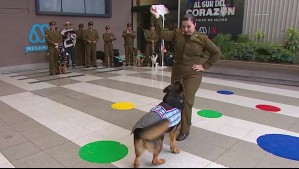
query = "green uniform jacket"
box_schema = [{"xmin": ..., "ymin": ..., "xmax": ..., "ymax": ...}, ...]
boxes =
[
  {"xmin": 103, "ymin": 32, "xmax": 116, "ymax": 45},
  {"xmin": 83, "ymin": 29, "xmax": 99, "ymax": 44},
  {"xmin": 76, "ymin": 29, "xmax": 85, "ymax": 42},
  {"xmin": 144, "ymin": 30, "xmax": 159, "ymax": 44},
  {"xmin": 122, "ymin": 30, "xmax": 136, "ymax": 46},
  {"xmin": 154, "ymin": 18, "xmax": 222, "ymax": 69},
  {"xmin": 45, "ymin": 29, "xmax": 62, "ymax": 46}
]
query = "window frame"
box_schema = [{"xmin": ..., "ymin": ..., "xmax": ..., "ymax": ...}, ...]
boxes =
[{"xmin": 35, "ymin": 0, "xmax": 112, "ymax": 18}]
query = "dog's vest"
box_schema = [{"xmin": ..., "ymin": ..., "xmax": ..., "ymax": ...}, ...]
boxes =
[
  {"xmin": 131, "ymin": 102, "xmax": 181, "ymax": 132},
  {"xmin": 150, "ymin": 102, "xmax": 181, "ymax": 127}
]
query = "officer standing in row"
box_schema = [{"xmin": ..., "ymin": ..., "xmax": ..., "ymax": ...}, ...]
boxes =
[
  {"xmin": 45, "ymin": 21, "xmax": 62, "ymax": 75},
  {"xmin": 103, "ymin": 25, "xmax": 117, "ymax": 67},
  {"xmin": 75, "ymin": 23, "xmax": 86, "ymax": 66},
  {"xmin": 83, "ymin": 21, "xmax": 99, "ymax": 68},
  {"xmin": 144, "ymin": 23, "xmax": 159, "ymax": 66},
  {"xmin": 122, "ymin": 23, "xmax": 136, "ymax": 66}
]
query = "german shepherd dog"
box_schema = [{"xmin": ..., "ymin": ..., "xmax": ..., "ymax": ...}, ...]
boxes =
[
  {"xmin": 132, "ymin": 80, "xmax": 184, "ymax": 168},
  {"xmin": 57, "ymin": 44, "xmax": 68, "ymax": 74}
]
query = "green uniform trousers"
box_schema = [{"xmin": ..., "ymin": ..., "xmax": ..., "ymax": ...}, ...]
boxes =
[
  {"xmin": 48, "ymin": 46, "xmax": 59, "ymax": 74},
  {"xmin": 76, "ymin": 41, "xmax": 85, "ymax": 66},
  {"xmin": 104, "ymin": 43, "xmax": 114, "ymax": 66},
  {"xmin": 171, "ymin": 63, "xmax": 202, "ymax": 134},
  {"xmin": 124, "ymin": 45, "xmax": 134, "ymax": 65},
  {"xmin": 144, "ymin": 43, "xmax": 154, "ymax": 66},
  {"xmin": 85, "ymin": 44, "xmax": 97, "ymax": 67}
]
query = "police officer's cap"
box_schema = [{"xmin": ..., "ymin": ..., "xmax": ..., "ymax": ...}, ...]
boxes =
[
  {"xmin": 79, "ymin": 23, "xmax": 84, "ymax": 27},
  {"xmin": 88, "ymin": 21, "xmax": 93, "ymax": 26},
  {"xmin": 105, "ymin": 25, "xmax": 110, "ymax": 29},
  {"xmin": 49, "ymin": 21, "xmax": 56, "ymax": 26},
  {"xmin": 127, "ymin": 23, "xmax": 132, "ymax": 27}
]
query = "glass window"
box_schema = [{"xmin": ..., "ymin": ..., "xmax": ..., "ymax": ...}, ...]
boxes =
[
  {"xmin": 38, "ymin": 0, "xmax": 61, "ymax": 12},
  {"xmin": 36, "ymin": 0, "xmax": 111, "ymax": 17},
  {"xmin": 86, "ymin": 0, "xmax": 105, "ymax": 14},
  {"xmin": 62, "ymin": 0, "xmax": 85, "ymax": 13}
]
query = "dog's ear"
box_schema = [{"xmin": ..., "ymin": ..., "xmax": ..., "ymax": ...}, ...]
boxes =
[
  {"xmin": 172, "ymin": 80, "xmax": 184, "ymax": 93},
  {"xmin": 163, "ymin": 85, "xmax": 171, "ymax": 93},
  {"xmin": 164, "ymin": 80, "xmax": 184, "ymax": 93}
]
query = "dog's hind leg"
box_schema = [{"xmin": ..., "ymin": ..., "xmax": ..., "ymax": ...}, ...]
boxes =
[
  {"xmin": 133, "ymin": 140, "xmax": 145, "ymax": 168},
  {"xmin": 134, "ymin": 154, "xmax": 141, "ymax": 168},
  {"xmin": 152, "ymin": 147, "xmax": 165, "ymax": 166},
  {"xmin": 151, "ymin": 139, "xmax": 165, "ymax": 166}
]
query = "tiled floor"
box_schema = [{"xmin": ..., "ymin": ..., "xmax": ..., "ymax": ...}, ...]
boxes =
[{"xmin": 0, "ymin": 65, "xmax": 299, "ymax": 168}]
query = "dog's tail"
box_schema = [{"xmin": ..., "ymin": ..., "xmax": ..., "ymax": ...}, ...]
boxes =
[{"xmin": 138, "ymin": 119, "xmax": 170, "ymax": 140}]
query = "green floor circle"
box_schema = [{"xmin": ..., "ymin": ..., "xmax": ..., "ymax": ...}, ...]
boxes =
[
  {"xmin": 79, "ymin": 140, "xmax": 128, "ymax": 163},
  {"xmin": 197, "ymin": 110, "xmax": 222, "ymax": 118}
]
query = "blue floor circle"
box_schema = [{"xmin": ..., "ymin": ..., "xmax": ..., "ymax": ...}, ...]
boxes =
[
  {"xmin": 217, "ymin": 90, "xmax": 234, "ymax": 95},
  {"xmin": 257, "ymin": 134, "xmax": 299, "ymax": 161}
]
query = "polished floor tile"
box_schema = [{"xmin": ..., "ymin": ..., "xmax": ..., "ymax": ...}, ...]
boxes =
[{"xmin": 0, "ymin": 66, "xmax": 299, "ymax": 168}]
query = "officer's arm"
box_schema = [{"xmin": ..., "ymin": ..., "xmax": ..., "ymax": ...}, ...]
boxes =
[
  {"xmin": 130, "ymin": 31, "xmax": 136, "ymax": 38},
  {"xmin": 83, "ymin": 31, "xmax": 88, "ymax": 42},
  {"xmin": 103, "ymin": 34, "xmax": 109, "ymax": 42},
  {"xmin": 144, "ymin": 31, "xmax": 151, "ymax": 43},
  {"xmin": 76, "ymin": 30, "xmax": 82, "ymax": 39},
  {"xmin": 45, "ymin": 31, "xmax": 54, "ymax": 45},
  {"xmin": 102, "ymin": 34, "xmax": 105, "ymax": 42},
  {"xmin": 153, "ymin": 17, "xmax": 175, "ymax": 41},
  {"xmin": 154, "ymin": 32, "xmax": 159, "ymax": 43},
  {"xmin": 202, "ymin": 38, "xmax": 222, "ymax": 69}
]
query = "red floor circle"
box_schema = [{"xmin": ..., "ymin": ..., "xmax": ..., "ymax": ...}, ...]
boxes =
[{"xmin": 256, "ymin": 104, "xmax": 281, "ymax": 112}]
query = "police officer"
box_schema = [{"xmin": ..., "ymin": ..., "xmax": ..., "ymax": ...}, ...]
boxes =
[
  {"xmin": 76, "ymin": 23, "xmax": 86, "ymax": 66},
  {"xmin": 45, "ymin": 21, "xmax": 62, "ymax": 75},
  {"xmin": 151, "ymin": 7, "xmax": 222, "ymax": 141},
  {"xmin": 103, "ymin": 25, "xmax": 116, "ymax": 67},
  {"xmin": 144, "ymin": 23, "xmax": 159, "ymax": 66},
  {"xmin": 83, "ymin": 21, "xmax": 99, "ymax": 68},
  {"xmin": 122, "ymin": 23, "xmax": 136, "ymax": 66}
]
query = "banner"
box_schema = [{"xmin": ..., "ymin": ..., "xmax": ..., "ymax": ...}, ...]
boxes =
[{"xmin": 180, "ymin": 0, "xmax": 245, "ymax": 39}]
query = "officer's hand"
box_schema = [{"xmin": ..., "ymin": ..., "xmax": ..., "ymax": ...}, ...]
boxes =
[
  {"xmin": 150, "ymin": 6, "xmax": 160, "ymax": 19},
  {"xmin": 192, "ymin": 64, "xmax": 205, "ymax": 72},
  {"xmin": 93, "ymin": 41, "xmax": 96, "ymax": 44}
]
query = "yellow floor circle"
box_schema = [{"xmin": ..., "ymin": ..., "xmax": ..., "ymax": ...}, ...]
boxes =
[{"xmin": 111, "ymin": 102, "xmax": 136, "ymax": 110}]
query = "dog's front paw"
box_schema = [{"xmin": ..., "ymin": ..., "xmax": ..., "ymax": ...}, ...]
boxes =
[{"xmin": 171, "ymin": 146, "xmax": 181, "ymax": 154}]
